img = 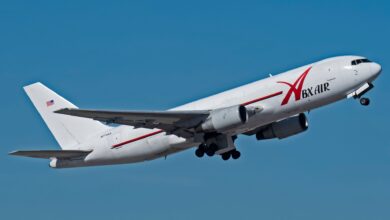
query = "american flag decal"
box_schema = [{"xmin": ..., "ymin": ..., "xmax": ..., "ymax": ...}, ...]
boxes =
[{"xmin": 46, "ymin": 100, "xmax": 55, "ymax": 107}]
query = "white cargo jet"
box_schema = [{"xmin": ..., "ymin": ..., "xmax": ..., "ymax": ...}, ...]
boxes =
[{"xmin": 11, "ymin": 56, "xmax": 382, "ymax": 168}]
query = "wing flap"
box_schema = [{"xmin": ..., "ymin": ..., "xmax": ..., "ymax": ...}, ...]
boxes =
[{"xmin": 9, "ymin": 150, "xmax": 92, "ymax": 159}]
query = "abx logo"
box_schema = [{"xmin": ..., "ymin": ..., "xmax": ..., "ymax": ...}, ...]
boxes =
[{"xmin": 277, "ymin": 67, "xmax": 312, "ymax": 105}]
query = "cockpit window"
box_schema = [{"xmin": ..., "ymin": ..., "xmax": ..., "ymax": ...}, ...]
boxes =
[{"xmin": 351, "ymin": 59, "xmax": 372, "ymax": 66}]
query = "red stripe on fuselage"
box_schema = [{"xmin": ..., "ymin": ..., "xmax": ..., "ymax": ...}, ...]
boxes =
[
  {"xmin": 112, "ymin": 91, "xmax": 282, "ymax": 148},
  {"xmin": 111, "ymin": 130, "xmax": 164, "ymax": 149},
  {"xmin": 241, "ymin": 91, "xmax": 283, "ymax": 106}
]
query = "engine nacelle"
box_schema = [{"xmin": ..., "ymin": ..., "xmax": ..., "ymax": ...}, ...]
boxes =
[
  {"xmin": 200, "ymin": 105, "xmax": 247, "ymax": 132},
  {"xmin": 256, "ymin": 113, "xmax": 308, "ymax": 140}
]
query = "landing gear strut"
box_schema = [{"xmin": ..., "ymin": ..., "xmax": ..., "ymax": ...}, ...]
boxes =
[{"xmin": 360, "ymin": 97, "xmax": 370, "ymax": 106}]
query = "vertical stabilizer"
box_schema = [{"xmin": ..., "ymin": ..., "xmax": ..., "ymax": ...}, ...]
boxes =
[{"xmin": 24, "ymin": 82, "xmax": 108, "ymax": 150}]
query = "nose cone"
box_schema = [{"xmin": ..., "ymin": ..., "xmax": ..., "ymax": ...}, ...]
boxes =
[{"xmin": 371, "ymin": 62, "xmax": 382, "ymax": 78}]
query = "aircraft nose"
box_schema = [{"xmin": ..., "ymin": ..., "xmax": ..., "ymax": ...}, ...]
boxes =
[{"xmin": 371, "ymin": 62, "xmax": 382, "ymax": 77}]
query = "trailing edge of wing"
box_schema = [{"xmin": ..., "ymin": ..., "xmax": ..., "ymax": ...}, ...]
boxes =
[{"xmin": 9, "ymin": 150, "xmax": 92, "ymax": 159}]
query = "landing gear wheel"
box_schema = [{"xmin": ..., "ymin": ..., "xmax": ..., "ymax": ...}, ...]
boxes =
[
  {"xmin": 206, "ymin": 149, "xmax": 215, "ymax": 157},
  {"xmin": 195, "ymin": 148, "xmax": 204, "ymax": 158},
  {"xmin": 360, "ymin": 97, "xmax": 370, "ymax": 106},
  {"xmin": 206, "ymin": 144, "xmax": 218, "ymax": 157},
  {"xmin": 221, "ymin": 153, "xmax": 231, "ymax": 161},
  {"xmin": 231, "ymin": 150, "xmax": 241, "ymax": 160},
  {"xmin": 195, "ymin": 144, "xmax": 206, "ymax": 158}
]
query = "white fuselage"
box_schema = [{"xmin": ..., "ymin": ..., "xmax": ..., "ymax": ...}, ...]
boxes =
[{"xmin": 53, "ymin": 56, "xmax": 381, "ymax": 168}]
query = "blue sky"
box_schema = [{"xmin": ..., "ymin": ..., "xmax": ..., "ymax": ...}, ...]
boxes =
[{"xmin": 1, "ymin": 0, "xmax": 390, "ymax": 219}]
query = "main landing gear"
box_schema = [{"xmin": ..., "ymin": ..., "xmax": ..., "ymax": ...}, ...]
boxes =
[
  {"xmin": 195, "ymin": 147, "xmax": 205, "ymax": 158},
  {"xmin": 195, "ymin": 144, "xmax": 241, "ymax": 161},
  {"xmin": 221, "ymin": 150, "xmax": 241, "ymax": 161},
  {"xmin": 195, "ymin": 143, "xmax": 216, "ymax": 157}
]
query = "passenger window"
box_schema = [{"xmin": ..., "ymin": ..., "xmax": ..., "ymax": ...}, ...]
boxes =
[{"xmin": 351, "ymin": 60, "xmax": 356, "ymax": 65}]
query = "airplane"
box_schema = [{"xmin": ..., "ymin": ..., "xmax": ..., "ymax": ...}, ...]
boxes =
[{"xmin": 10, "ymin": 55, "xmax": 382, "ymax": 168}]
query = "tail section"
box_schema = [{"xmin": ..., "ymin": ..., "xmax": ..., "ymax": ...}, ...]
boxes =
[{"xmin": 24, "ymin": 82, "xmax": 109, "ymax": 150}]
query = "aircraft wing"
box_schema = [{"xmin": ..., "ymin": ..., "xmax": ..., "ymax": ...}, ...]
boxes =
[
  {"xmin": 55, "ymin": 108, "xmax": 210, "ymax": 138},
  {"xmin": 10, "ymin": 150, "xmax": 92, "ymax": 159}
]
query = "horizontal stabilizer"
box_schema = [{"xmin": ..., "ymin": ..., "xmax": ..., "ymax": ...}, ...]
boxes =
[{"xmin": 9, "ymin": 150, "xmax": 92, "ymax": 159}]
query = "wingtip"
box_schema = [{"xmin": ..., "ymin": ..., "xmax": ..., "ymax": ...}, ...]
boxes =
[{"xmin": 9, "ymin": 151, "xmax": 20, "ymax": 156}]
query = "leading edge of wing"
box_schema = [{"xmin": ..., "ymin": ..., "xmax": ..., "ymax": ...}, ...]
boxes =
[
  {"xmin": 54, "ymin": 108, "xmax": 210, "ymax": 125},
  {"xmin": 55, "ymin": 108, "xmax": 210, "ymax": 117},
  {"xmin": 54, "ymin": 108, "xmax": 211, "ymax": 138}
]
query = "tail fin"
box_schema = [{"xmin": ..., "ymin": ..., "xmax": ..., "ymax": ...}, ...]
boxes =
[{"xmin": 24, "ymin": 82, "xmax": 109, "ymax": 150}]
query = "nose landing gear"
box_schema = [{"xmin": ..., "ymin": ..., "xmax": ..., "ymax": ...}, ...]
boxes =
[
  {"xmin": 349, "ymin": 83, "xmax": 374, "ymax": 107},
  {"xmin": 360, "ymin": 97, "xmax": 370, "ymax": 106}
]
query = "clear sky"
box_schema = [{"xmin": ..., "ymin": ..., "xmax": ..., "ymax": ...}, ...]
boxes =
[{"xmin": 1, "ymin": 0, "xmax": 389, "ymax": 219}]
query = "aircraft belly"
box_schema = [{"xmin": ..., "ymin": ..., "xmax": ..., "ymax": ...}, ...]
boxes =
[{"xmin": 110, "ymin": 136, "xmax": 190, "ymax": 162}]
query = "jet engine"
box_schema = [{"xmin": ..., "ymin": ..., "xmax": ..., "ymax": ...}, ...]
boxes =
[
  {"xmin": 256, "ymin": 113, "xmax": 308, "ymax": 140},
  {"xmin": 199, "ymin": 105, "xmax": 247, "ymax": 132}
]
